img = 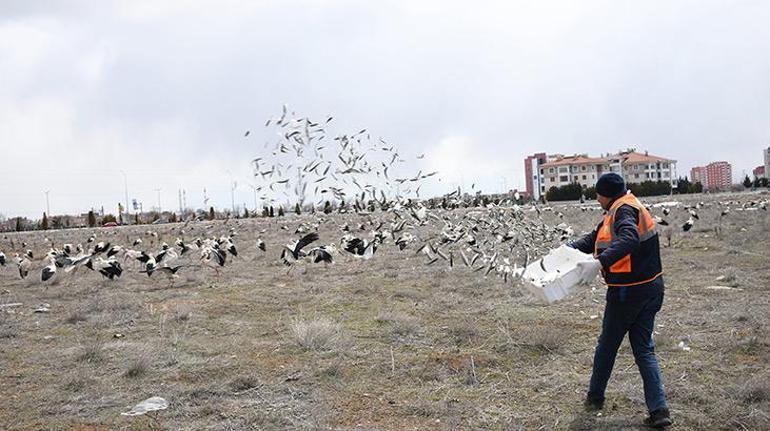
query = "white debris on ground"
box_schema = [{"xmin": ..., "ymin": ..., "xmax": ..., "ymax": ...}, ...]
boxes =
[
  {"xmin": 121, "ymin": 396, "xmax": 169, "ymax": 416},
  {"xmin": 704, "ymin": 285, "xmax": 743, "ymax": 291},
  {"xmin": 651, "ymin": 201, "xmax": 682, "ymax": 208}
]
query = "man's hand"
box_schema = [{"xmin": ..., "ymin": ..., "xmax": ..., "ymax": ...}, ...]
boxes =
[{"xmin": 576, "ymin": 259, "xmax": 602, "ymax": 285}]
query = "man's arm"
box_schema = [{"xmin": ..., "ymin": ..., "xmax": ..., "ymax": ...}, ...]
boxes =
[
  {"xmin": 596, "ymin": 205, "xmax": 640, "ymax": 269},
  {"xmin": 568, "ymin": 222, "xmax": 600, "ymax": 254}
]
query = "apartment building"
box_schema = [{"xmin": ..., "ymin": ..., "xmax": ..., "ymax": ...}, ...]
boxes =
[
  {"xmin": 531, "ymin": 150, "xmax": 676, "ymax": 196},
  {"xmin": 691, "ymin": 161, "xmax": 733, "ymax": 191}
]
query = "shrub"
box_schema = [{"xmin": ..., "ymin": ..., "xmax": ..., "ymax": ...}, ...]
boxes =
[{"xmin": 289, "ymin": 317, "xmax": 342, "ymax": 351}]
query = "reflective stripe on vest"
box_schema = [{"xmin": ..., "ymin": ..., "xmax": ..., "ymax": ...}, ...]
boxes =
[{"xmin": 594, "ymin": 192, "xmax": 658, "ymax": 275}]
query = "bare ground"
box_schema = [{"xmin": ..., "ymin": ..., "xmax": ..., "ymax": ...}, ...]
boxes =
[{"xmin": 1, "ymin": 192, "xmax": 768, "ymax": 430}]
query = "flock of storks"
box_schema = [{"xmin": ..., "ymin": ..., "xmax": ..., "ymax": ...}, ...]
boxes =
[
  {"xmin": 1, "ymin": 107, "xmax": 767, "ymax": 289},
  {"xmin": 1, "ymin": 192, "xmax": 766, "ymax": 290}
]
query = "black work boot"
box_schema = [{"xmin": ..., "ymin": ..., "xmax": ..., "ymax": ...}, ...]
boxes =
[
  {"xmin": 583, "ymin": 397, "xmax": 604, "ymax": 412},
  {"xmin": 643, "ymin": 407, "xmax": 672, "ymax": 428}
]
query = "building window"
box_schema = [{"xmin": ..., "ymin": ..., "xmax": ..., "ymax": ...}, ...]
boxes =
[
  {"xmin": 582, "ymin": 175, "xmax": 587, "ymax": 180},
  {"xmin": 540, "ymin": 169, "xmax": 544, "ymax": 175},
  {"xmin": 634, "ymin": 165, "xmax": 639, "ymax": 171},
  {"xmin": 581, "ymin": 166, "xmax": 586, "ymax": 171},
  {"xmin": 549, "ymin": 168, "xmax": 555, "ymax": 174},
  {"xmin": 560, "ymin": 175, "xmax": 568, "ymax": 182},
  {"xmin": 559, "ymin": 167, "xmax": 568, "ymax": 173},
  {"xmin": 634, "ymin": 174, "xmax": 639, "ymax": 179},
  {"xmin": 663, "ymin": 163, "xmax": 669, "ymax": 168}
]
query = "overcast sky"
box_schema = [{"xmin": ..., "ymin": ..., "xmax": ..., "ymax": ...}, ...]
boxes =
[{"xmin": 2, "ymin": 0, "xmax": 769, "ymax": 219}]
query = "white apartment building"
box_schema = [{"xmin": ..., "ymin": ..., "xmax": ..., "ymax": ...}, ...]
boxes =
[{"xmin": 537, "ymin": 150, "xmax": 676, "ymax": 195}]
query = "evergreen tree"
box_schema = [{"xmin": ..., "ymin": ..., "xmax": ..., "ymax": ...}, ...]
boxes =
[
  {"xmin": 294, "ymin": 203, "xmax": 301, "ymax": 215},
  {"xmin": 87, "ymin": 210, "xmax": 96, "ymax": 228},
  {"xmin": 42, "ymin": 212, "xmax": 48, "ymax": 230},
  {"xmin": 209, "ymin": 206, "xmax": 216, "ymax": 220},
  {"xmin": 278, "ymin": 206, "xmax": 285, "ymax": 217},
  {"xmin": 743, "ymin": 175, "xmax": 753, "ymax": 188}
]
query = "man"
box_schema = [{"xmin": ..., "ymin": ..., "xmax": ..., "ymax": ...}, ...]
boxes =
[{"xmin": 569, "ymin": 173, "xmax": 671, "ymax": 428}]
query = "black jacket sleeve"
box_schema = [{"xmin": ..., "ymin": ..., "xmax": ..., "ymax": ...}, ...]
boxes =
[
  {"xmin": 596, "ymin": 204, "xmax": 640, "ymax": 270},
  {"xmin": 570, "ymin": 221, "xmax": 601, "ymax": 254}
]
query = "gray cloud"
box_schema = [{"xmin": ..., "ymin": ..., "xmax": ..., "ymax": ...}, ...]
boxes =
[{"xmin": 1, "ymin": 0, "xmax": 769, "ymax": 218}]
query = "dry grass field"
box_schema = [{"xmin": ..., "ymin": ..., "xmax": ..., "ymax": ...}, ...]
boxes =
[{"xmin": 1, "ymin": 192, "xmax": 768, "ymax": 430}]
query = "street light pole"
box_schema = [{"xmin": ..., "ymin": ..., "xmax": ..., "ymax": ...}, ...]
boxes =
[
  {"xmin": 154, "ymin": 188, "xmax": 162, "ymax": 213},
  {"xmin": 231, "ymin": 181, "xmax": 237, "ymax": 214},
  {"xmin": 120, "ymin": 170, "xmax": 130, "ymax": 219},
  {"xmin": 44, "ymin": 190, "xmax": 50, "ymax": 215},
  {"xmin": 249, "ymin": 184, "xmax": 258, "ymax": 212}
]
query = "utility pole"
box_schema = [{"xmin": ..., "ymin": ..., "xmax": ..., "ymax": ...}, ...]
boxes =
[
  {"xmin": 231, "ymin": 181, "xmax": 237, "ymax": 214},
  {"xmin": 43, "ymin": 190, "xmax": 50, "ymax": 216},
  {"xmin": 249, "ymin": 184, "xmax": 258, "ymax": 212},
  {"xmin": 178, "ymin": 189, "xmax": 183, "ymax": 215},
  {"xmin": 154, "ymin": 188, "xmax": 162, "ymax": 213},
  {"xmin": 120, "ymin": 170, "xmax": 129, "ymax": 219}
]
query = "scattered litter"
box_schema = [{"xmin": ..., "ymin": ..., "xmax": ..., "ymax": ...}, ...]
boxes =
[
  {"xmin": 0, "ymin": 303, "xmax": 23, "ymax": 308},
  {"xmin": 113, "ymin": 333, "xmax": 125, "ymax": 339},
  {"xmin": 285, "ymin": 373, "xmax": 301, "ymax": 382},
  {"xmin": 589, "ymin": 315, "xmax": 599, "ymax": 320},
  {"xmin": 677, "ymin": 341, "xmax": 691, "ymax": 351},
  {"xmin": 652, "ymin": 201, "xmax": 681, "ymax": 208},
  {"xmin": 704, "ymin": 285, "xmax": 742, "ymax": 291},
  {"xmin": 121, "ymin": 396, "xmax": 168, "ymax": 416},
  {"xmin": 33, "ymin": 304, "xmax": 51, "ymax": 313}
]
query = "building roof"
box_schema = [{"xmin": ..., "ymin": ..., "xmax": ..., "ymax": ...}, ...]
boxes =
[
  {"xmin": 616, "ymin": 150, "xmax": 674, "ymax": 164},
  {"xmin": 540, "ymin": 155, "xmax": 608, "ymax": 168},
  {"xmin": 540, "ymin": 150, "xmax": 674, "ymax": 168}
]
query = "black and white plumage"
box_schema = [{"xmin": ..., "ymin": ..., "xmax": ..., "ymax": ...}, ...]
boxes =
[
  {"xmin": 200, "ymin": 246, "xmax": 227, "ymax": 268},
  {"xmin": 106, "ymin": 245, "xmax": 122, "ymax": 258},
  {"xmin": 176, "ymin": 239, "xmax": 193, "ymax": 256},
  {"xmin": 342, "ymin": 237, "xmax": 377, "ymax": 259},
  {"xmin": 41, "ymin": 258, "xmax": 57, "ymax": 283},
  {"xmin": 307, "ymin": 245, "xmax": 335, "ymax": 264},
  {"xmin": 94, "ymin": 257, "xmax": 123, "ymax": 280},
  {"xmin": 652, "ymin": 216, "xmax": 669, "ymax": 226},
  {"xmin": 280, "ymin": 232, "xmax": 319, "ymax": 266},
  {"xmin": 15, "ymin": 253, "xmax": 31, "ymax": 279},
  {"xmin": 0, "ymin": 251, "xmax": 6, "ymax": 266},
  {"xmin": 682, "ymin": 217, "xmax": 694, "ymax": 232},
  {"xmin": 94, "ymin": 241, "xmax": 111, "ymax": 254},
  {"xmin": 256, "ymin": 238, "xmax": 266, "ymax": 252}
]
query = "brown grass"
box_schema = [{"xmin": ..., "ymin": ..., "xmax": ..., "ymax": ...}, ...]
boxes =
[{"xmin": 1, "ymin": 193, "xmax": 768, "ymax": 430}]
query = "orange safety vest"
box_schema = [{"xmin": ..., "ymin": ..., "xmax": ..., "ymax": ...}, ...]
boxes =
[{"xmin": 594, "ymin": 192, "xmax": 663, "ymax": 287}]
